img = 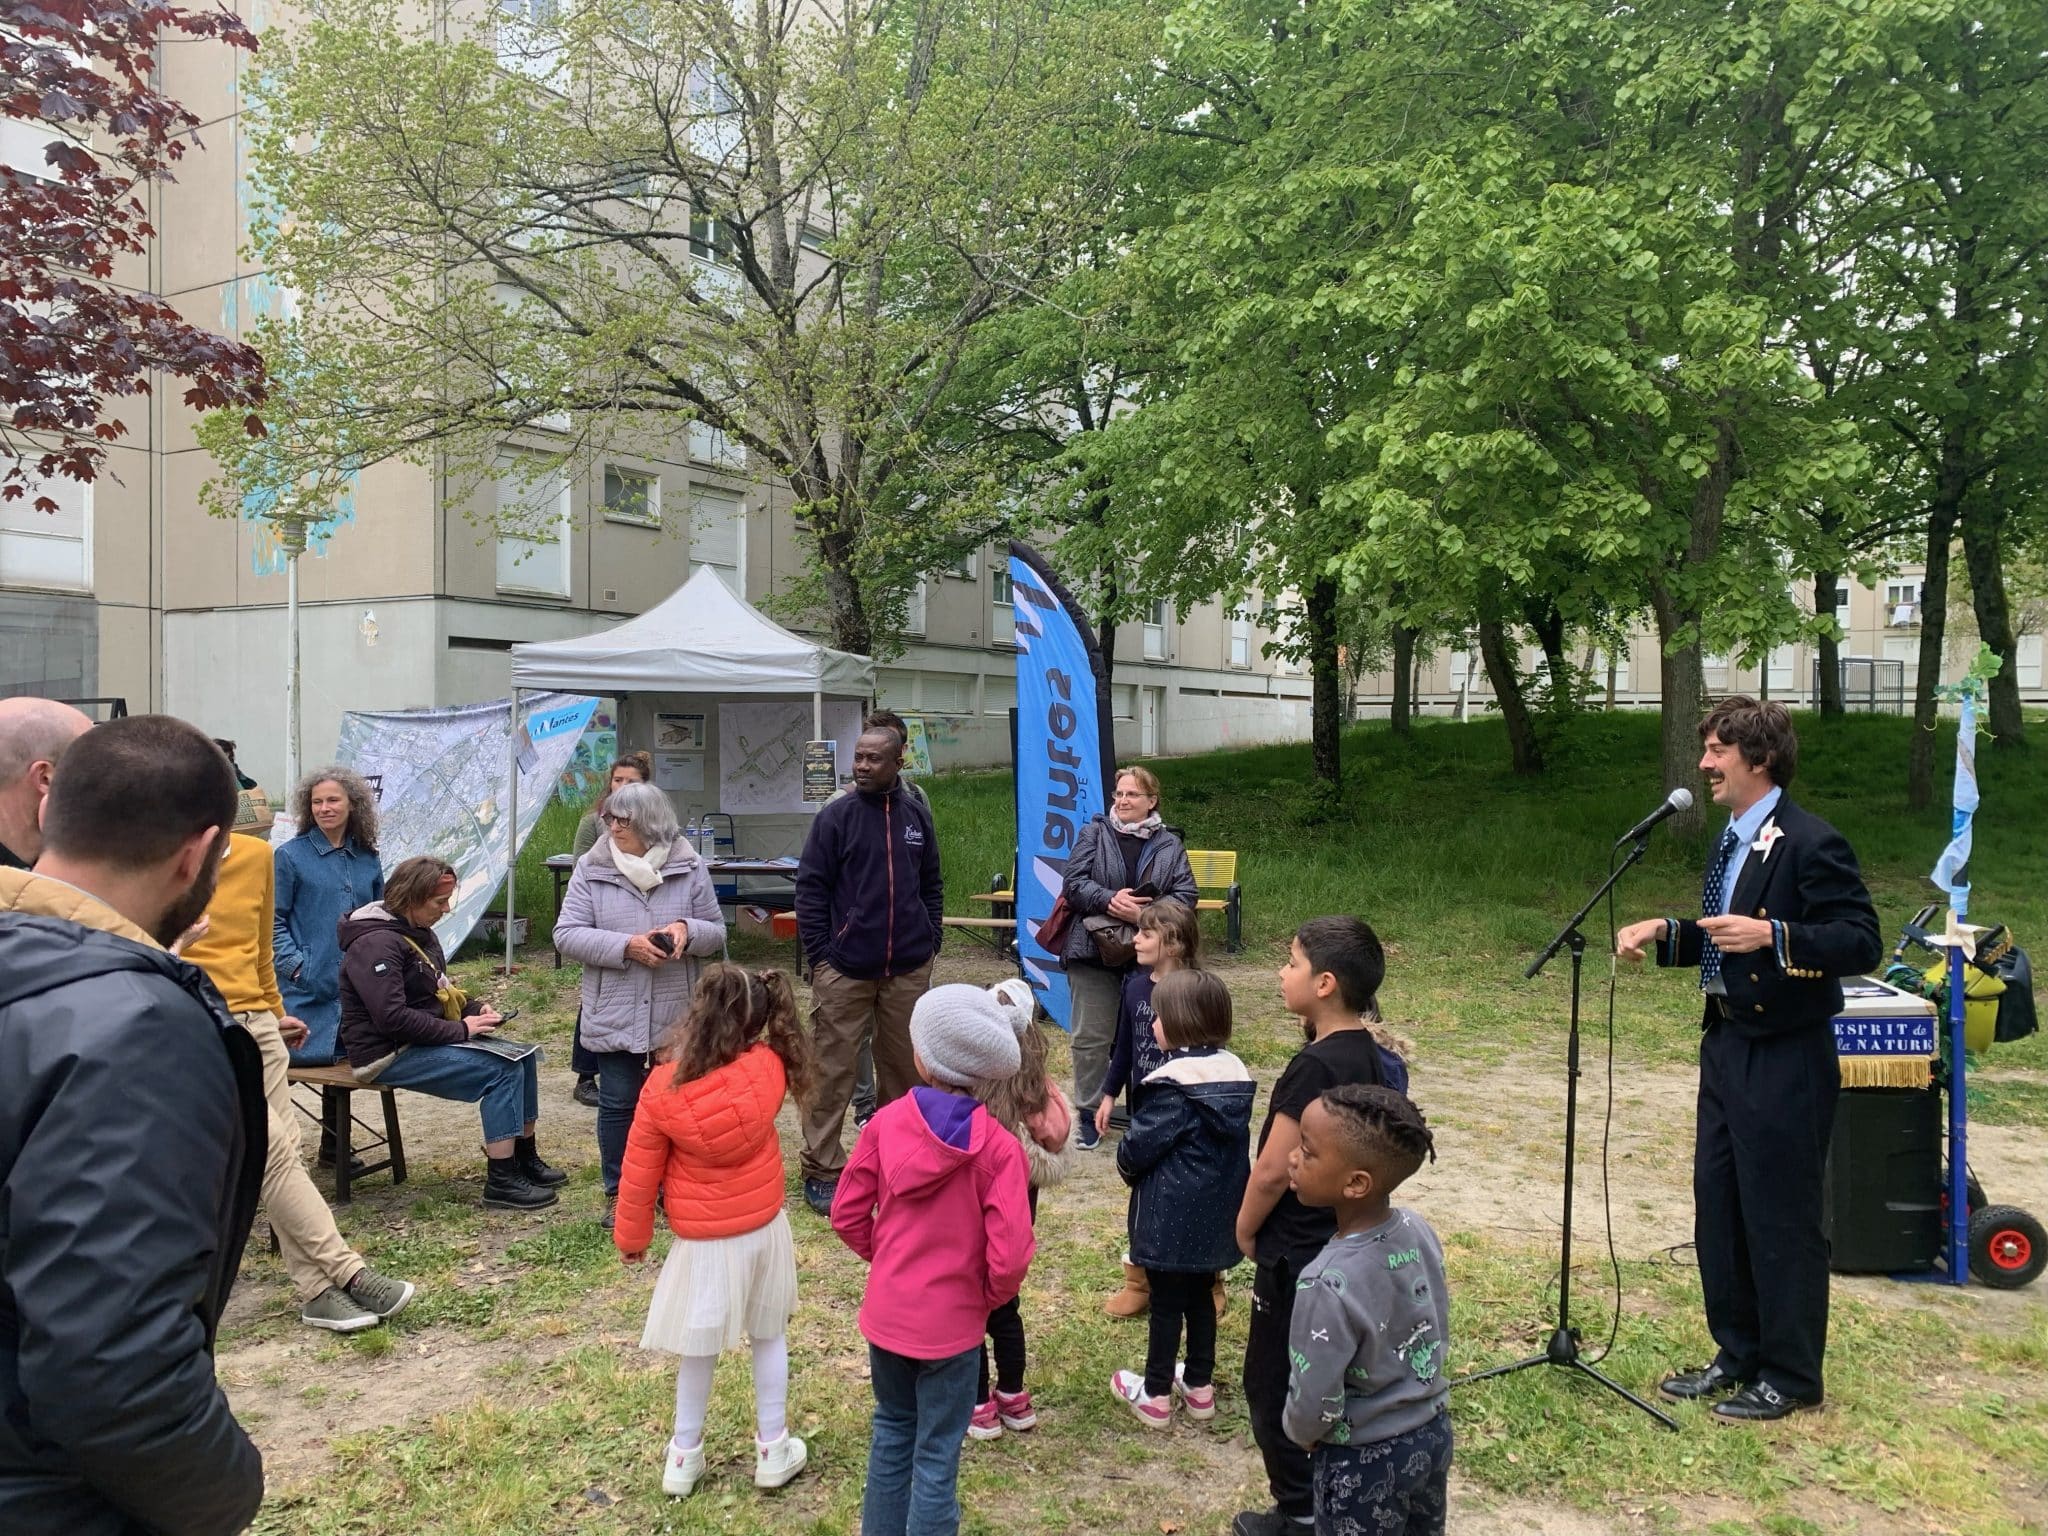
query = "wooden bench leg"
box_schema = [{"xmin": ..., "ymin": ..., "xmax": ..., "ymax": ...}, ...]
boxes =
[
  {"xmin": 382, "ymin": 1090, "xmax": 407, "ymax": 1186},
  {"xmin": 329, "ymin": 1085, "xmax": 354, "ymax": 1204}
]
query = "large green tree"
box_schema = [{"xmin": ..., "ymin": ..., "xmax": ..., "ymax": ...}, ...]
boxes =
[{"xmin": 202, "ymin": 0, "xmax": 1142, "ymax": 654}]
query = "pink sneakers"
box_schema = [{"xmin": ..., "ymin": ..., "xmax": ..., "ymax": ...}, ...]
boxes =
[
  {"xmin": 1173, "ymin": 1363, "xmax": 1217, "ymax": 1421},
  {"xmin": 995, "ymin": 1388, "xmax": 1037, "ymax": 1431},
  {"xmin": 968, "ymin": 1388, "xmax": 1038, "ymax": 1441},
  {"xmin": 1110, "ymin": 1369, "xmax": 1173, "ymax": 1428}
]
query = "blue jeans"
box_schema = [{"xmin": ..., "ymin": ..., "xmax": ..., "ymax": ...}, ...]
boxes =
[
  {"xmin": 862, "ymin": 1344, "xmax": 979, "ymax": 1536},
  {"xmin": 377, "ymin": 1045, "xmax": 540, "ymax": 1145},
  {"xmin": 592, "ymin": 1049, "xmax": 651, "ymax": 1195}
]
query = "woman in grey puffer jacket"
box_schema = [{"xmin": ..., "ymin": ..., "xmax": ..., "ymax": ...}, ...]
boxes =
[
  {"xmin": 1061, "ymin": 766, "xmax": 1197, "ymax": 1148},
  {"xmin": 553, "ymin": 781, "xmax": 726, "ymax": 1219}
]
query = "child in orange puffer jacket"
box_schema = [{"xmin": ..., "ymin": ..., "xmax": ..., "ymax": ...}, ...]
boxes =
[{"xmin": 616, "ymin": 965, "xmax": 813, "ymax": 1500}]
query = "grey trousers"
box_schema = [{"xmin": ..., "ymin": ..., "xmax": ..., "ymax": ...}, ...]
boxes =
[{"xmin": 1067, "ymin": 960, "xmax": 1123, "ymax": 1111}]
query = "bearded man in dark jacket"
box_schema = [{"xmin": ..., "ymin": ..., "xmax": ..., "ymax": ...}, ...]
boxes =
[{"xmin": 0, "ymin": 716, "xmax": 266, "ymax": 1536}]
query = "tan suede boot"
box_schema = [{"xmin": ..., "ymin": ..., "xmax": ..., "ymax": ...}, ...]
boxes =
[
  {"xmin": 1104, "ymin": 1258, "xmax": 1150, "ymax": 1319},
  {"xmin": 1212, "ymin": 1273, "xmax": 1227, "ymax": 1319}
]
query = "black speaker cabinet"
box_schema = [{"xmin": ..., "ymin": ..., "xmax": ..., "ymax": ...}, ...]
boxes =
[{"xmin": 1822, "ymin": 1085, "xmax": 1942, "ymax": 1274}]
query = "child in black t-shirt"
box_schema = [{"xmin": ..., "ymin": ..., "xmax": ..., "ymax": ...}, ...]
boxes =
[{"xmin": 1230, "ymin": 917, "xmax": 1401, "ymax": 1536}]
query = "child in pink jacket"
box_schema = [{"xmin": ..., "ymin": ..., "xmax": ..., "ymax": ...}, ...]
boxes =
[{"xmin": 831, "ymin": 984, "xmax": 1035, "ymax": 1536}]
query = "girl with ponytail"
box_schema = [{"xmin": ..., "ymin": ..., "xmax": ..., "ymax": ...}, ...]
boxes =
[{"xmin": 615, "ymin": 965, "xmax": 814, "ymax": 1499}]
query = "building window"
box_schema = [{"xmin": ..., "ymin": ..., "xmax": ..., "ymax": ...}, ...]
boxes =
[
  {"xmin": 602, "ymin": 466, "xmax": 660, "ymax": 527},
  {"xmin": 902, "ymin": 579, "xmax": 926, "ymax": 638},
  {"xmin": 943, "ymin": 547, "xmax": 978, "ymax": 581},
  {"xmin": 1886, "ymin": 579, "xmax": 1921, "ymax": 626},
  {"xmin": 1591, "ymin": 649, "xmax": 1630, "ymax": 692},
  {"xmin": 991, "ymin": 566, "xmax": 1015, "ymax": 647},
  {"xmin": 1, "ymin": 118, "xmax": 55, "ymax": 186},
  {"xmin": 1228, "ymin": 613, "xmax": 1252, "ymax": 668},
  {"xmin": 690, "ymin": 487, "xmax": 744, "ymax": 594},
  {"xmin": 0, "ymin": 474, "xmax": 92, "ymax": 592},
  {"xmin": 983, "ymin": 676, "xmax": 1017, "ymax": 717},
  {"xmin": 496, "ymin": 0, "xmax": 561, "ymax": 78},
  {"xmin": 1142, "ymin": 598, "xmax": 1170, "ymax": 661},
  {"xmin": 921, "ymin": 671, "xmax": 969, "ymax": 713},
  {"xmin": 687, "ymin": 420, "xmax": 744, "ymax": 469},
  {"xmin": 687, "ymin": 62, "xmax": 742, "ymax": 162},
  {"xmin": 495, "ymin": 453, "xmax": 571, "ymax": 597}
]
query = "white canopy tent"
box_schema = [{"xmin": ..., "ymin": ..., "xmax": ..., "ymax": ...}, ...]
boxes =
[{"xmin": 501, "ymin": 567, "xmax": 875, "ymax": 970}]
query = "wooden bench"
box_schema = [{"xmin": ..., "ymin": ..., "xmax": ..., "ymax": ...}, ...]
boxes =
[
  {"xmin": 942, "ymin": 914, "xmax": 1017, "ymax": 957},
  {"xmin": 285, "ymin": 1063, "xmax": 408, "ymax": 1204},
  {"xmin": 975, "ymin": 851, "xmax": 1245, "ymax": 954}
]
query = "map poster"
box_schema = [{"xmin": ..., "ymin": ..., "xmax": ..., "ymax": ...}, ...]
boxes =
[
  {"xmin": 802, "ymin": 740, "xmax": 837, "ymax": 802},
  {"xmin": 719, "ymin": 699, "xmax": 862, "ymax": 813},
  {"xmin": 655, "ymin": 712, "xmax": 706, "ymax": 751},
  {"xmin": 335, "ymin": 692, "xmax": 598, "ymax": 954}
]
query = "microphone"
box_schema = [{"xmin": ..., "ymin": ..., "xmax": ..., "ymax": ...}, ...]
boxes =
[{"xmin": 1617, "ymin": 787, "xmax": 1693, "ymax": 844}]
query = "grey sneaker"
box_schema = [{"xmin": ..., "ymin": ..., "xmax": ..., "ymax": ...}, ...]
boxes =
[
  {"xmin": 344, "ymin": 1268, "xmax": 416, "ymax": 1320},
  {"xmin": 301, "ymin": 1285, "xmax": 380, "ymax": 1333}
]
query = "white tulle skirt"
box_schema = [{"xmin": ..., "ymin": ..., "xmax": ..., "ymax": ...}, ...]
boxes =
[{"xmin": 640, "ymin": 1211, "xmax": 798, "ymax": 1356}]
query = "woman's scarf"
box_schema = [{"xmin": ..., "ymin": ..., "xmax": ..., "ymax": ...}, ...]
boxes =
[
  {"xmin": 608, "ymin": 838, "xmax": 673, "ymax": 894},
  {"xmin": 1108, "ymin": 810, "xmax": 1163, "ymax": 839}
]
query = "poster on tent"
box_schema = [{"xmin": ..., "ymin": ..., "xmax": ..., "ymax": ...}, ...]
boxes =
[
  {"xmin": 1010, "ymin": 540, "xmax": 1115, "ymax": 1033},
  {"xmin": 335, "ymin": 692, "xmax": 598, "ymax": 954},
  {"xmin": 719, "ymin": 699, "xmax": 862, "ymax": 812}
]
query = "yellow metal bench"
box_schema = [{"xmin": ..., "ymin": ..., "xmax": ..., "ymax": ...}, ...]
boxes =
[{"xmin": 975, "ymin": 850, "xmax": 1244, "ymax": 954}]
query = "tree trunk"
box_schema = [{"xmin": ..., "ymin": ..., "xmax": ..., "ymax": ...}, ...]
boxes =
[
  {"xmin": 1305, "ymin": 575, "xmax": 1342, "ymax": 792},
  {"xmin": 1477, "ymin": 615, "xmax": 1543, "ymax": 775},
  {"xmin": 1959, "ymin": 496, "xmax": 2026, "ymax": 747},
  {"xmin": 1648, "ymin": 579, "xmax": 1706, "ymax": 840},
  {"xmin": 1909, "ymin": 440, "xmax": 1965, "ymax": 811},
  {"xmin": 1390, "ymin": 622, "xmax": 1415, "ymax": 737},
  {"xmin": 1814, "ymin": 569, "xmax": 1843, "ymax": 715},
  {"xmin": 1525, "ymin": 599, "xmax": 1571, "ymax": 712}
]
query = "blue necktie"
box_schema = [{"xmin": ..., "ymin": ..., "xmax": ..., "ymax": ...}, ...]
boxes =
[{"xmin": 1700, "ymin": 827, "xmax": 1740, "ymax": 991}]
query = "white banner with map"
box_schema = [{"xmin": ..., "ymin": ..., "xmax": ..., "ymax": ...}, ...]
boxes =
[
  {"xmin": 719, "ymin": 699, "xmax": 861, "ymax": 813},
  {"xmin": 335, "ymin": 693, "xmax": 598, "ymax": 954}
]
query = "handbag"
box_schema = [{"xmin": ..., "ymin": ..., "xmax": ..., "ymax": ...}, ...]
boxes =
[
  {"xmin": 1035, "ymin": 893, "xmax": 1076, "ymax": 954},
  {"xmin": 1083, "ymin": 913, "xmax": 1137, "ymax": 968}
]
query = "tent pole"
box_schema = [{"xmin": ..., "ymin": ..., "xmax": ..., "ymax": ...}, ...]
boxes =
[
  {"xmin": 506, "ymin": 689, "xmax": 519, "ymax": 977},
  {"xmin": 813, "ymin": 688, "xmax": 823, "ymax": 740}
]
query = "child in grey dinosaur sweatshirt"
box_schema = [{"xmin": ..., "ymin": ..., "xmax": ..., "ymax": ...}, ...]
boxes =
[{"xmin": 1282, "ymin": 1084, "xmax": 1450, "ymax": 1535}]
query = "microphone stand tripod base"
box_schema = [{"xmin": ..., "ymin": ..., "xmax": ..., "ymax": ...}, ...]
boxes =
[{"xmin": 1459, "ymin": 1327, "xmax": 1678, "ymax": 1430}]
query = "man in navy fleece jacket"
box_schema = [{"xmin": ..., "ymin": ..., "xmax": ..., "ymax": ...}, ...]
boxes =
[{"xmin": 794, "ymin": 728, "xmax": 945, "ymax": 1213}]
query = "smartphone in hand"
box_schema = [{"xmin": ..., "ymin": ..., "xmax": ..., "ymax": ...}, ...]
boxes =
[{"xmin": 648, "ymin": 929, "xmax": 676, "ymax": 957}]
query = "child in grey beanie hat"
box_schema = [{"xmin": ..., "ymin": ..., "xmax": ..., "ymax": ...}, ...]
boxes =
[{"xmin": 912, "ymin": 984, "xmax": 1022, "ymax": 1090}]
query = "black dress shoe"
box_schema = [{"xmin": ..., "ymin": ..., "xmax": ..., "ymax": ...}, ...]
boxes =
[
  {"xmin": 1658, "ymin": 1362, "xmax": 1745, "ymax": 1402},
  {"xmin": 1712, "ymin": 1382, "xmax": 1820, "ymax": 1424},
  {"xmin": 573, "ymin": 1075, "xmax": 601, "ymax": 1108}
]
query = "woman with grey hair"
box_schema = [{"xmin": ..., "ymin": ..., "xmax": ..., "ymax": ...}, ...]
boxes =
[
  {"xmin": 275, "ymin": 765, "xmax": 384, "ymax": 1066},
  {"xmin": 553, "ymin": 780, "xmax": 727, "ymax": 1225}
]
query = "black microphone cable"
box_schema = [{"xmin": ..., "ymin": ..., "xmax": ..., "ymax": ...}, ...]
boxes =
[{"xmin": 1579, "ymin": 838, "xmax": 1629, "ymax": 1367}]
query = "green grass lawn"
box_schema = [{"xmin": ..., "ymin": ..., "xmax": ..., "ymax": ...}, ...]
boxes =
[{"xmin": 230, "ymin": 709, "xmax": 2048, "ymax": 1536}]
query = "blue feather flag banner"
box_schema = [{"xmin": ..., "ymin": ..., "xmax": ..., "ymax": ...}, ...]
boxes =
[
  {"xmin": 1930, "ymin": 692, "xmax": 1978, "ymax": 915},
  {"xmin": 1009, "ymin": 541, "xmax": 1116, "ymax": 1032}
]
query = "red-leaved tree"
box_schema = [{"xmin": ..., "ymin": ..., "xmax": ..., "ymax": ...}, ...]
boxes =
[{"xmin": 1, "ymin": 0, "xmax": 267, "ymax": 511}]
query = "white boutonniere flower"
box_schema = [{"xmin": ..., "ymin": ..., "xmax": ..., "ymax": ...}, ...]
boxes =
[{"xmin": 1754, "ymin": 821, "xmax": 1784, "ymax": 861}]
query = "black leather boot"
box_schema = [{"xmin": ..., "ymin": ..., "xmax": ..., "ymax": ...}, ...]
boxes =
[
  {"xmin": 514, "ymin": 1134, "xmax": 567, "ymax": 1187},
  {"xmin": 483, "ymin": 1155, "xmax": 558, "ymax": 1210}
]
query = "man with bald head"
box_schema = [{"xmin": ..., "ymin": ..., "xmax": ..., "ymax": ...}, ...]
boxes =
[
  {"xmin": 0, "ymin": 696, "xmax": 92, "ymax": 869},
  {"xmin": 793, "ymin": 725, "xmax": 946, "ymax": 1215}
]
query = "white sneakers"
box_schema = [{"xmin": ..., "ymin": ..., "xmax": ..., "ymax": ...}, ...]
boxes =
[
  {"xmin": 661, "ymin": 1442, "xmax": 706, "ymax": 1497},
  {"xmin": 754, "ymin": 1432, "xmax": 808, "ymax": 1489},
  {"xmin": 662, "ymin": 1434, "xmax": 808, "ymax": 1498}
]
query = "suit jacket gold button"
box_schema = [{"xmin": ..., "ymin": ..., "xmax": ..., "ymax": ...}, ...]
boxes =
[
  {"xmin": 1757, "ymin": 907, "xmax": 1767, "ymax": 917},
  {"xmin": 1748, "ymin": 973, "xmax": 1760, "ymax": 983}
]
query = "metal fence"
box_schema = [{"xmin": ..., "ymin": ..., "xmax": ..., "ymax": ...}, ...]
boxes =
[{"xmin": 1816, "ymin": 657, "xmax": 1908, "ymax": 714}]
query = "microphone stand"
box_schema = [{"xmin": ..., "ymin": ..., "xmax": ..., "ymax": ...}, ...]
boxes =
[{"xmin": 1454, "ymin": 832, "xmax": 1678, "ymax": 1430}]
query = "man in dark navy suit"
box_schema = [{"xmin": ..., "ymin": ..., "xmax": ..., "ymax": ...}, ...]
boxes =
[{"xmin": 1618, "ymin": 697, "xmax": 1881, "ymax": 1423}]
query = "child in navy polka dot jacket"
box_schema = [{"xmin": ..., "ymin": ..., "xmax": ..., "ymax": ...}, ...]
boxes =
[{"xmin": 1109, "ymin": 970, "xmax": 1253, "ymax": 1428}]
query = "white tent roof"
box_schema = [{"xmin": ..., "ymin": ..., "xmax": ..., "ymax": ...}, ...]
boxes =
[{"xmin": 509, "ymin": 567, "xmax": 874, "ymax": 696}]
